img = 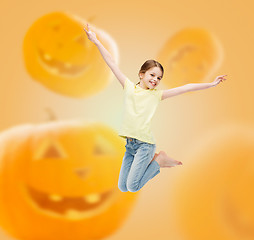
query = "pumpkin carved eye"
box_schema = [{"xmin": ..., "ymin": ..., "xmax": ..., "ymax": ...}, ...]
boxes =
[
  {"xmin": 52, "ymin": 24, "xmax": 61, "ymax": 32},
  {"xmin": 48, "ymin": 19, "xmax": 62, "ymax": 31},
  {"xmin": 34, "ymin": 139, "xmax": 67, "ymax": 161},
  {"xmin": 75, "ymin": 35, "xmax": 86, "ymax": 46}
]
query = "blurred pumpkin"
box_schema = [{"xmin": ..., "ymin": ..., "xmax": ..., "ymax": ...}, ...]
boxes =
[
  {"xmin": 169, "ymin": 125, "xmax": 254, "ymax": 240},
  {"xmin": 23, "ymin": 12, "xmax": 119, "ymax": 98},
  {"xmin": 0, "ymin": 120, "xmax": 138, "ymax": 240},
  {"xmin": 157, "ymin": 28, "xmax": 223, "ymax": 90}
]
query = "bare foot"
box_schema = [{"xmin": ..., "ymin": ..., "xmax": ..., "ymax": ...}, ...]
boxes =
[{"xmin": 152, "ymin": 151, "xmax": 182, "ymax": 168}]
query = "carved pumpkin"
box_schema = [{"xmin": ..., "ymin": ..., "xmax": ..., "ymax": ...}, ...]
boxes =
[
  {"xmin": 0, "ymin": 120, "xmax": 138, "ymax": 240},
  {"xmin": 157, "ymin": 28, "xmax": 223, "ymax": 89},
  {"xmin": 23, "ymin": 12, "xmax": 118, "ymax": 98},
  {"xmin": 169, "ymin": 125, "xmax": 254, "ymax": 240}
]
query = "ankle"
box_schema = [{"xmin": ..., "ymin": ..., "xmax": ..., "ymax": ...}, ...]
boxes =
[
  {"xmin": 150, "ymin": 153, "xmax": 159, "ymax": 163},
  {"xmin": 154, "ymin": 152, "xmax": 163, "ymax": 165}
]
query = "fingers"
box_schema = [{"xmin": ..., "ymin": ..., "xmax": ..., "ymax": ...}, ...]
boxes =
[
  {"xmin": 219, "ymin": 75, "xmax": 227, "ymax": 78},
  {"xmin": 83, "ymin": 23, "xmax": 90, "ymax": 33},
  {"xmin": 215, "ymin": 74, "xmax": 227, "ymax": 85},
  {"xmin": 219, "ymin": 74, "xmax": 227, "ymax": 81}
]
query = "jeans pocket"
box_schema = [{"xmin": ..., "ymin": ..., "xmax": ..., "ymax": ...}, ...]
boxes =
[
  {"xmin": 139, "ymin": 143, "xmax": 153, "ymax": 154},
  {"xmin": 142, "ymin": 143, "xmax": 156, "ymax": 156}
]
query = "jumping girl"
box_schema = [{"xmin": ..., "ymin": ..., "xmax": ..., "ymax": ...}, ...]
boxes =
[{"xmin": 84, "ymin": 24, "xmax": 227, "ymax": 192}]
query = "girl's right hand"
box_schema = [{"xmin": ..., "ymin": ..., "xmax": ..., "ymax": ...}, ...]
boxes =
[
  {"xmin": 211, "ymin": 74, "xmax": 227, "ymax": 87},
  {"xmin": 83, "ymin": 23, "xmax": 98, "ymax": 44}
]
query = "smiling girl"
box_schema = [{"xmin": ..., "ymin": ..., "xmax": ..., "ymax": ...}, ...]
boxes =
[{"xmin": 84, "ymin": 24, "xmax": 227, "ymax": 192}]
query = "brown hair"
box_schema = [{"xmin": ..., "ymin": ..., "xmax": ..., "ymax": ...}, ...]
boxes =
[{"xmin": 136, "ymin": 59, "xmax": 164, "ymax": 86}]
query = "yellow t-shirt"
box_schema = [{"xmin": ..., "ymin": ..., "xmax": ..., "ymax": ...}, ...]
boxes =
[{"xmin": 118, "ymin": 77, "xmax": 163, "ymax": 144}]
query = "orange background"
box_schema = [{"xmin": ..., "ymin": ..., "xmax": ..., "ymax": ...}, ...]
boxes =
[{"xmin": 0, "ymin": 0, "xmax": 253, "ymax": 239}]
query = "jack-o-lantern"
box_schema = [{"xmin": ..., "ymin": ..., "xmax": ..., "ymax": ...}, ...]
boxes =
[
  {"xmin": 157, "ymin": 28, "xmax": 223, "ymax": 90},
  {"xmin": 169, "ymin": 125, "xmax": 254, "ymax": 240},
  {"xmin": 23, "ymin": 12, "xmax": 118, "ymax": 98},
  {"xmin": 0, "ymin": 120, "xmax": 138, "ymax": 240}
]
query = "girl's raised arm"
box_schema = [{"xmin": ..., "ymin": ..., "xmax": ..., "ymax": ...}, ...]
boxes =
[{"xmin": 84, "ymin": 23, "xmax": 126, "ymax": 89}]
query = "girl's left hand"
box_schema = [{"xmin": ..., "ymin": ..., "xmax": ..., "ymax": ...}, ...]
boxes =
[
  {"xmin": 83, "ymin": 23, "xmax": 98, "ymax": 44},
  {"xmin": 212, "ymin": 75, "xmax": 227, "ymax": 87}
]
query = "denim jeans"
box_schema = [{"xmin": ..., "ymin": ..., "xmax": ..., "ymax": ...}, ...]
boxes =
[{"xmin": 118, "ymin": 137, "xmax": 161, "ymax": 192}]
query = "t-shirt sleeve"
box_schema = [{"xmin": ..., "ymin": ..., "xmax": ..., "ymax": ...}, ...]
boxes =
[
  {"xmin": 156, "ymin": 89, "xmax": 163, "ymax": 101},
  {"xmin": 123, "ymin": 77, "xmax": 134, "ymax": 91}
]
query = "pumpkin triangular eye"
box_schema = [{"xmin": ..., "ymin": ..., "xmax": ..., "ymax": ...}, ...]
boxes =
[
  {"xmin": 75, "ymin": 35, "xmax": 86, "ymax": 46},
  {"xmin": 49, "ymin": 20, "xmax": 62, "ymax": 30},
  {"xmin": 43, "ymin": 144, "xmax": 62, "ymax": 158},
  {"xmin": 34, "ymin": 139, "xmax": 67, "ymax": 161},
  {"xmin": 74, "ymin": 34, "xmax": 93, "ymax": 50},
  {"xmin": 52, "ymin": 24, "xmax": 61, "ymax": 32},
  {"xmin": 94, "ymin": 134, "xmax": 116, "ymax": 156}
]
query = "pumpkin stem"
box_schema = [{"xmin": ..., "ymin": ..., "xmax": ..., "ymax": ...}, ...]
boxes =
[
  {"xmin": 45, "ymin": 107, "xmax": 57, "ymax": 121},
  {"xmin": 87, "ymin": 15, "xmax": 96, "ymax": 23}
]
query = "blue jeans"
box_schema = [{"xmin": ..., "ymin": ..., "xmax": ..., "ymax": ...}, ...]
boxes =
[{"xmin": 118, "ymin": 137, "xmax": 161, "ymax": 192}]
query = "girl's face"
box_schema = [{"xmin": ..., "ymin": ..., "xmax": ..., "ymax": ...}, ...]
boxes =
[{"xmin": 139, "ymin": 67, "xmax": 163, "ymax": 90}]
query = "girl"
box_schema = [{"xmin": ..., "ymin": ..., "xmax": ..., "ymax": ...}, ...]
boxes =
[{"xmin": 84, "ymin": 24, "xmax": 227, "ymax": 192}]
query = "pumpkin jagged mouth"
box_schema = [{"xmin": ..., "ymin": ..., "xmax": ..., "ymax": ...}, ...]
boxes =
[
  {"xmin": 37, "ymin": 48, "xmax": 89, "ymax": 77},
  {"xmin": 24, "ymin": 184, "xmax": 118, "ymax": 219}
]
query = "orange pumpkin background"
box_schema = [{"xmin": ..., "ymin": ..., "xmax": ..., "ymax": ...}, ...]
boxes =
[{"xmin": 1, "ymin": 0, "xmax": 254, "ymax": 239}]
